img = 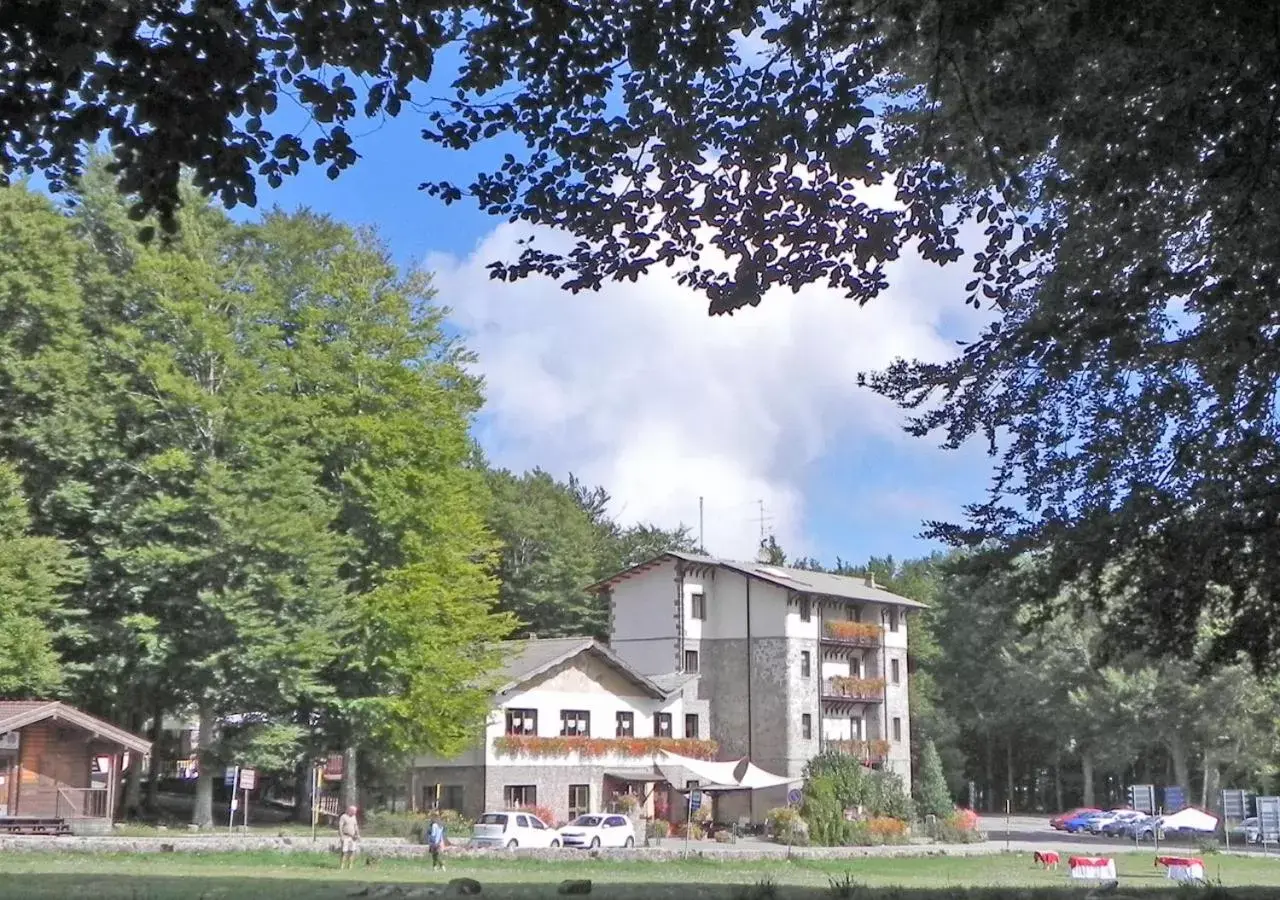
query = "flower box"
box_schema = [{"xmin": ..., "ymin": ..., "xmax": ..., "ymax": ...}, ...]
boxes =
[
  {"xmin": 822, "ymin": 621, "xmax": 881, "ymax": 645},
  {"xmin": 492, "ymin": 735, "xmax": 719, "ymax": 760},
  {"xmin": 828, "ymin": 739, "xmax": 891, "ymax": 760},
  {"xmin": 824, "ymin": 676, "xmax": 886, "ymax": 700}
]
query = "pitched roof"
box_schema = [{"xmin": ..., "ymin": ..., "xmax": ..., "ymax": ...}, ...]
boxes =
[
  {"xmin": 590, "ymin": 550, "xmax": 928, "ymax": 609},
  {"xmin": 495, "ymin": 637, "xmax": 670, "ymax": 699},
  {"xmin": 0, "ymin": 701, "xmax": 152, "ymax": 754}
]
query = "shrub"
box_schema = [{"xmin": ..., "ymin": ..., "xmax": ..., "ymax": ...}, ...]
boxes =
[
  {"xmin": 363, "ymin": 810, "xmax": 428, "ymax": 839},
  {"xmin": 935, "ymin": 808, "xmax": 985, "ymax": 844},
  {"xmin": 674, "ymin": 822, "xmax": 705, "ymax": 840},
  {"xmin": 714, "ymin": 829, "xmax": 734, "ymax": 843},
  {"xmin": 846, "ymin": 817, "xmax": 909, "ymax": 846},
  {"xmin": 800, "ymin": 752, "xmax": 915, "ymax": 845},
  {"xmin": 646, "ymin": 819, "xmax": 671, "ymax": 839},
  {"xmin": 765, "ymin": 806, "xmax": 806, "ymax": 843},
  {"xmin": 615, "ymin": 793, "xmax": 641, "ymax": 815}
]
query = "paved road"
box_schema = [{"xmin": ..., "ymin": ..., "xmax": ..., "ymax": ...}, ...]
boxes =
[{"xmin": 976, "ymin": 814, "xmax": 1270, "ymax": 857}]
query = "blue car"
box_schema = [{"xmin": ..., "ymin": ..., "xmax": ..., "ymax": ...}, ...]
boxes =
[{"xmin": 1063, "ymin": 811, "xmax": 1108, "ymax": 833}]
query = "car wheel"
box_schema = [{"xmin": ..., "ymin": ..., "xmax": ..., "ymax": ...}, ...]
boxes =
[
  {"xmin": 624, "ymin": 836, "xmax": 635, "ymax": 848},
  {"xmin": 590, "ymin": 837, "xmax": 601, "ymax": 849},
  {"xmin": 506, "ymin": 839, "xmax": 518, "ymax": 849},
  {"xmin": 550, "ymin": 839, "xmax": 561, "ymax": 848}
]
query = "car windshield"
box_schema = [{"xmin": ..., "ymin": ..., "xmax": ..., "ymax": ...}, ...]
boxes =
[
  {"xmin": 570, "ymin": 815, "xmax": 603, "ymax": 827},
  {"xmin": 477, "ymin": 813, "xmax": 508, "ymax": 826}
]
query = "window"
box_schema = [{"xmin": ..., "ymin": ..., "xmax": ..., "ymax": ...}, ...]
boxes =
[
  {"xmin": 690, "ymin": 592, "xmax": 706, "ymax": 620},
  {"xmin": 684, "ymin": 649, "xmax": 699, "ymax": 673},
  {"xmin": 850, "ymin": 716, "xmax": 862, "ymax": 740},
  {"xmin": 801, "ymin": 714, "xmax": 812, "ymax": 739},
  {"xmin": 799, "ymin": 596, "xmax": 811, "ymax": 621},
  {"xmin": 504, "ymin": 785, "xmax": 537, "ymax": 808},
  {"xmin": 654, "ymin": 712, "xmax": 672, "ymax": 737},
  {"xmin": 890, "ymin": 658, "xmax": 900, "ymax": 685},
  {"xmin": 568, "ymin": 785, "xmax": 590, "ymax": 819},
  {"xmin": 426, "ymin": 784, "xmax": 464, "ymax": 812},
  {"xmin": 892, "ymin": 717, "xmax": 902, "ymax": 742},
  {"xmin": 684, "ymin": 713, "xmax": 699, "ymax": 739},
  {"xmin": 605, "ymin": 815, "xmax": 627, "ymax": 827},
  {"xmin": 528, "ymin": 816, "xmax": 548, "ymax": 829},
  {"xmin": 516, "ymin": 814, "xmax": 530, "ymax": 827},
  {"xmin": 800, "ymin": 651, "xmax": 811, "ymax": 677},
  {"xmin": 560, "ymin": 709, "xmax": 590, "ymax": 737},
  {"xmin": 889, "ymin": 608, "xmax": 900, "ymax": 632},
  {"xmin": 846, "ymin": 605, "xmax": 860, "ymax": 622},
  {"xmin": 505, "ymin": 708, "xmax": 537, "ymax": 736},
  {"xmin": 616, "ymin": 711, "xmax": 634, "ymax": 737}
]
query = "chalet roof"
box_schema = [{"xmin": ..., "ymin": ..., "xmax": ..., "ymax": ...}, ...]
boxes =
[
  {"xmin": 495, "ymin": 637, "xmax": 670, "ymax": 699},
  {"xmin": 0, "ymin": 701, "xmax": 152, "ymax": 755},
  {"xmin": 589, "ymin": 550, "xmax": 928, "ymax": 609}
]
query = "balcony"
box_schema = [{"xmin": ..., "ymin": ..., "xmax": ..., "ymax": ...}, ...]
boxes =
[
  {"xmin": 828, "ymin": 739, "xmax": 891, "ymax": 763},
  {"xmin": 492, "ymin": 735, "xmax": 719, "ymax": 761},
  {"xmin": 821, "ymin": 621, "xmax": 880, "ymax": 649},
  {"xmin": 821, "ymin": 677, "xmax": 886, "ymax": 708}
]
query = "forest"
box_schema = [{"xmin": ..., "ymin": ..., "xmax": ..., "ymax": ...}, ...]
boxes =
[{"xmin": 2, "ymin": 166, "xmax": 1275, "ymax": 827}]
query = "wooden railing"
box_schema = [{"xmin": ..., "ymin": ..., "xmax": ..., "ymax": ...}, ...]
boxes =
[
  {"xmin": 828, "ymin": 739, "xmax": 891, "ymax": 761},
  {"xmin": 821, "ymin": 621, "xmax": 881, "ymax": 647},
  {"xmin": 55, "ymin": 787, "xmax": 109, "ymax": 819}
]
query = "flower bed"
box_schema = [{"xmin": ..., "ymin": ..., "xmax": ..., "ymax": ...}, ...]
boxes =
[
  {"xmin": 492, "ymin": 735, "xmax": 719, "ymax": 760},
  {"xmin": 822, "ymin": 621, "xmax": 881, "ymax": 644},
  {"xmin": 825, "ymin": 676, "xmax": 886, "ymax": 700}
]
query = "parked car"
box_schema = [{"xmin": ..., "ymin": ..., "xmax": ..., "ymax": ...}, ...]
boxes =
[
  {"xmin": 558, "ymin": 813, "xmax": 637, "ymax": 849},
  {"xmin": 1089, "ymin": 809, "xmax": 1144, "ymax": 834},
  {"xmin": 470, "ymin": 811, "xmax": 562, "ymax": 849},
  {"xmin": 1100, "ymin": 812, "xmax": 1146, "ymax": 837},
  {"xmin": 1239, "ymin": 817, "xmax": 1262, "ymax": 844},
  {"xmin": 1063, "ymin": 810, "xmax": 1109, "ymax": 833},
  {"xmin": 1050, "ymin": 807, "xmax": 1101, "ymax": 830},
  {"xmin": 1125, "ymin": 815, "xmax": 1162, "ymax": 840}
]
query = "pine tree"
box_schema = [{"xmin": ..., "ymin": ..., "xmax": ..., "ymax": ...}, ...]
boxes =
[{"xmin": 917, "ymin": 739, "xmax": 953, "ymax": 819}]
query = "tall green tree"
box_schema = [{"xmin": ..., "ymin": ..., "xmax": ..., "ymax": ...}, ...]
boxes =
[
  {"xmin": 916, "ymin": 739, "xmax": 952, "ymax": 819},
  {"xmin": 0, "ymin": 463, "xmax": 80, "ymax": 697}
]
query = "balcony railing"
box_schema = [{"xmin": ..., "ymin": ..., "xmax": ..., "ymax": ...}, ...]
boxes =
[
  {"xmin": 828, "ymin": 739, "xmax": 891, "ymax": 761},
  {"xmin": 492, "ymin": 735, "xmax": 719, "ymax": 760},
  {"xmin": 821, "ymin": 621, "xmax": 880, "ymax": 647},
  {"xmin": 822, "ymin": 676, "xmax": 886, "ymax": 701}
]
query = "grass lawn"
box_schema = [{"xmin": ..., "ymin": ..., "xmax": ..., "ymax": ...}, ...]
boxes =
[{"xmin": 0, "ymin": 851, "xmax": 1279, "ymax": 899}]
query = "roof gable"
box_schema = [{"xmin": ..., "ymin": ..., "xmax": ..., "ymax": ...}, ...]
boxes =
[
  {"xmin": 495, "ymin": 638, "xmax": 669, "ymax": 699},
  {"xmin": 0, "ymin": 701, "xmax": 152, "ymax": 755}
]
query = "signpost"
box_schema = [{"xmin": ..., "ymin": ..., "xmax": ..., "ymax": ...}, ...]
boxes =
[
  {"xmin": 1161, "ymin": 785, "xmax": 1187, "ymax": 813},
  {"xmin": 311, "ymin": 763, "xmax": 322, "ymax": 843},
  {"xmin": 787, "ymin": 789, "xmax": 802, "ymax": 807},
  {"xmin": 1127, "ymin": 784, "xmax": 1156, "ymax": 815},
  {"xmin": 1221, "ymin": 789, "xmax": 1253, "ymax": 850},
  {"xmin": 1257, "ymin": 796, "xmax": 1280, "ymax": 850},
  {"xmin": 226, "ymin": 766, "xmax": 240, "ymax": 833},
  {"xmin": 684, "ymin": 790, "xmax": 703, "ymax": 857},
  {"xmin": 239, "ymin": 768, "xmax": 257, "ymax": 828}
]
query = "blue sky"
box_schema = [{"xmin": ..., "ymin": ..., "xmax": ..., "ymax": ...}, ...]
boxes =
[{"xmin": 238, "ymin": 106, "xmax": 991, "ymax": 566}]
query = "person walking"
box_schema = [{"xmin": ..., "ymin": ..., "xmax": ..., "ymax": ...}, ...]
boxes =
[
  {"xmin": 338, "ymin": 805, "xmax": 361, "ymax": 869},
  {"xmin": 427, "ymin": 815, "xmax": 447, "ymax": 871}
]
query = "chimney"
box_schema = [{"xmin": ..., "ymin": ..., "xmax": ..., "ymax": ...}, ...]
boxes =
[{"xmin": 864, "ymin": 574, "xmax": 876, "ymax": 589}]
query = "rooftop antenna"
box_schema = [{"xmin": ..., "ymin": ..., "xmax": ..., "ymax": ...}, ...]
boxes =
[{"xmin": 699, "ymin": 496, "xmax": 705, "ymax": 553}]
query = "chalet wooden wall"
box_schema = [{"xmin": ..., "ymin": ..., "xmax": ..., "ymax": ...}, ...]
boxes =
[{"xmin": 15, "ymin": 722, "xmax": 92, "ymax": 817}]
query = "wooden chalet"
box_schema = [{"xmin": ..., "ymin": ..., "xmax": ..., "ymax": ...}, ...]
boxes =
[{"xmin": 0, "ymin": 700, "xmax": 151, "ymax": 835}]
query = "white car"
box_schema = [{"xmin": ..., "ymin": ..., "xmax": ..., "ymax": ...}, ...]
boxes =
[
  {"xmin": 470, "ymin": 810, "xmax": 561, "ymax": 849},
  {"xmin": 558, "ymin": 813, "xmax": 636, "ymax": 849},
  {"xmin": 1089, "ymin": 809, "xmax": 1143, "ymax": 833}
]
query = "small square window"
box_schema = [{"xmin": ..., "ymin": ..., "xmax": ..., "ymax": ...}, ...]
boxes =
[
  {"xmin": 690, "ymin": 592, "xmax": 706, "ymax": 620},
  {"xmin": 684, "ymin": 649, "xmax": 699, "ymax": 673},
  {"xmin": 568, "ymin": 784, "xmax": 590, "ymax": 820},
  {"xmin": 560, "ymin": 710, "xmax": 590, "ymax": 737},
  {"xmin": 616, "ymin": 711, "xmax": 634, "ymax": 737},
  {"xmin": 890, "ymin": 658, "xmax": 900, "ymax": 685},
  {"xmin": 505, "ymin": 708, "xmax": 537, "ymax": 736},
  {"xmin": 504, "ymin": 785, "xmax": 536, "ymax": 808},
  {"xmin": 654, "ymin": 712, "xmax": 672, "ymax": 737},
  {"xmin": 801, "ymin": 714, "xmax": 812, "ymax": 739},
  {"xmin": 799, "ymin": 596, "xmax": 811, "ymax": 622},
  {"xmin": 800, "ymin": 651, "xmax": 811, "ymax": 677},
  {"xmin": 892, "ymin": 717, "xmax": 902, "ymax": 742},
  {"xmin": 889, "ymin": 608, "xmax": 900, "ymax": 632},
  {"xmin": 684, "ymin": 713, "xmax": 699, "ymax": 739}
]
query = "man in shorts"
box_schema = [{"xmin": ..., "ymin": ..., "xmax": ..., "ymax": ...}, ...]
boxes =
[{"xmin": 338, "ymin": 805, "xmax": 360, "ymax": 869}]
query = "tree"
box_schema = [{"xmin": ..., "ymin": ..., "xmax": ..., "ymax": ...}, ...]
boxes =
[
  {"xmin": 4, "ymin": 1, "xmax": 1274, "ymax": 661},
  {"xmin": 0, "ymin": 463, "xmax": 81, "ymax": 697},
  {"xmin": 916, "ymin": 739, "xmax": 951, "ymax": 819}
]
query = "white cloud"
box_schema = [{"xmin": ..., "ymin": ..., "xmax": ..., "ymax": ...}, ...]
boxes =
[{"xmin": 431, "ymin": 222, "xmax": 979, "ymax": 560}]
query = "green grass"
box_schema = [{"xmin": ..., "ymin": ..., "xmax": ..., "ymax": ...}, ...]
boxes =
[{"xmin": 0, "ymin": 851, "xmax": 1278, "ymax": 899}]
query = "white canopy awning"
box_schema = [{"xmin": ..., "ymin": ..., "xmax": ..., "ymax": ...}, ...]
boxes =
[
  {"xmin": 1161, "ymin": 807, "xmax": 1219, "ymax": 833},
  {"xmin": 657, "ymin": 751, "xmax": 798, "ymax": 792}
]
